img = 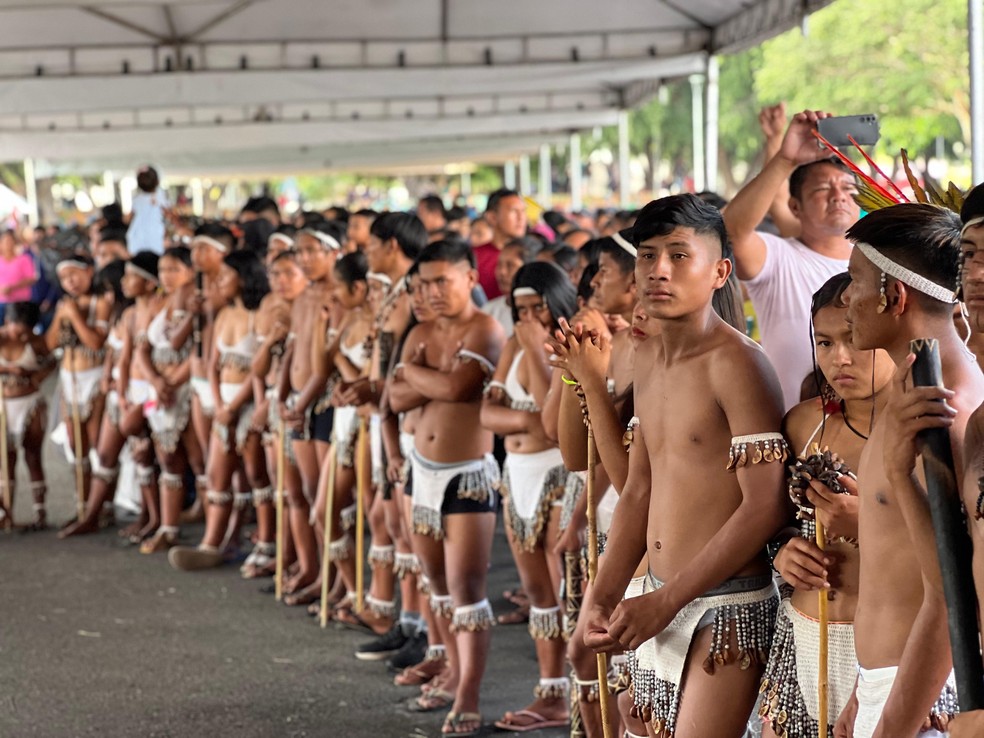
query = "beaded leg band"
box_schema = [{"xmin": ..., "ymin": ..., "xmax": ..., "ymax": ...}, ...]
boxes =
[
  {"xmin": 252, "ymin": 485, "xmax": 273, "ymax": 505},
  {"xmin": 529, "ymin": 605, "xmax": 562, "ymax": 640},
  {"xmin": 366, "ymin": 595, "xmax": 397, "ymax": 619},
  {"xmin": 424, "ymin": 644, "xmax": 447, "ymax": 662},
  {"xmin": 394, "ymin": 552, "xmax": 421, "ymax": 579},
  {"xmin": 206, "ymin": 489, "xmax": 233, "ymax": 506},
  {"xmin": 368, "ymin": 544, "xmax": 395, "ymax": 569},
  {"xmin": 429, "ymin": 594, "xmax": 453, "ymax": 620},
  {"xmin": 89, "ymin": 450, "xmax": 119, "ymax": 484},
  {"xmin": 574, "ymin": 677, "xmax": 600, "ymax": 704},
  {"xmin": 136, "ymin": 465, "xmax": 156, "ymax": 487},
  {"xmin": 451, "ymin": 599, "xmax": 495, "ymax": 633},
  {"xmin": 160, "ymin": 472, "xmax": 184, "ymax": 492},
  {"xmin": 534, "ymin": 677, "xmax": 570, "ymax": 701},
  {"xmin": 328, "ymin": 536, "xmax": 353, "ymax": 562},
  {"xmin": 233, "ymin": 492, "xmax": 252, "ymax": 510}
]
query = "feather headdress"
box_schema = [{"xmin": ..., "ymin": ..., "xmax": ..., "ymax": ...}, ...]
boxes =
[{"xmin": 811, "ymin": 129, "xmax": 964, "ymax": 214}]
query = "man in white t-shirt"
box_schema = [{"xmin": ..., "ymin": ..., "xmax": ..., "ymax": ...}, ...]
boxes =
[{"xmin": 724, "ymin": 110, "xmax": 860, "ymax": 409}]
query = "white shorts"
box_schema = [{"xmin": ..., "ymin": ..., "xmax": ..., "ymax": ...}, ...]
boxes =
[{"xmin": 854, "ymin": 665, "xmax": 950, "ymax": 738}]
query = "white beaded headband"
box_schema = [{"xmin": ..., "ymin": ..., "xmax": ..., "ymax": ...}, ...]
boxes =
[
  {"xmin": 56, "ymin": 259, "xmax": 90, "ymax": 272},
  {"xmin": 962, "ymin": 216, "xmax": 984, "ymax": 237},
  {"xmin": 125, "ymin": 263, "xmax": 158, "ymax": 282},
  {"xmin": 612, "ymin": 231, "xmax": 637, "ymax": 257},
  {"xmin": 855, "ymin": 241, "xmax": 956, "ymax": 304},
  {"xmin": 269, "ymin": 233, "xmax": 295, "ymax": 248},
  {"xmin": 512, "ymin": 286, "xmax": 539, "ymax": 298},
  {"xmin": 302, "ymin": 228, "xmax": 341, "ymax": 251},
  {"xmin": 367, "ymin": 271, "xmax": 392, "ymax": 286},
  {"xmin": 192, "ymin": 235, "xmax": 229, "ymax": 254}
]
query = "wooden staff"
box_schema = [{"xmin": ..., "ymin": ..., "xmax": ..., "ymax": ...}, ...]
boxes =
[
  {"xmin": 816, "ymin": 517, "xmax": 828, "ymax": 738},
  {"xmin": 355, "ymin": 416, "xmax": 368, "ymax": 614},
  {"xmin": 319, "ymin": 446, "xmax": 338, "ymax": 628},
  {"xmin": 585, "ymin": 429, "xmax": 613, "ymax": 738},
  {"xmin": 274, "ymin": 419, "xmax": 286, "ymax": 602},
  {"xmin": 910, "ymin": 338, "xmax": 984, "ymax": 710},
  {"xmin": 66, "ymin": 342, "xmax": 86, "ymax": 521},
  {"xmin": 0, "ymin": 381, "xmax": 9, "ymax": 530}
]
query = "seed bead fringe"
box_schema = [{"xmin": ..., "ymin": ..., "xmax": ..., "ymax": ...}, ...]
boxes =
[
  {"xmin": 430, "ymin": 594, "xmax": 453, "ymax": 620},
  {"xmin": 533, "ymin": 677, "xmax": 570, "ymax": 701},
  {"xmin": 501, "ymin": 464, "xmax": 568, "ymax": 552},
  {"xmin": 366, "ymin": 595, "xmax": 397, "ymax": 619},
  {"xmin": 528, "ymin": 605, "xmax": 562, "ymax": 640},
  {"xmin": 328, "ymin": 536, "xmax": 352, "ymax": 562},
  {"xmin": 451, "ymin": 599, "xmax": 495, "ymax": 633},
  {"xmin": 394, "ymin": 552, "xmax": 421, "ymax": 579},
  {"xmin": 368, "ymin": 544, "xmax": 395, "ymax": 569},
  {"xmin": 758, "ymin": 604, "xmax": 821, "ymax": 738}
]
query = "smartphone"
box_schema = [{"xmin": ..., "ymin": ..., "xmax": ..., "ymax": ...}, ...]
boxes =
[{"xmin": 817, "ymin": 114, "xmax": 880, "ymax": 147}]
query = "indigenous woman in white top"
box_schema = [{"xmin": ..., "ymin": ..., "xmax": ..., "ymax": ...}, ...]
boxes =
[
  {"xmin": 169, "ymin": 251, "xmax": 270, "ymax": 571},
  {"xmin": 480, "ymin": 261, "xmax": 579, "ymax": 731},
  {"xmin": 45, "ymin": 252, "xmax": 111, "ymax": 523}
]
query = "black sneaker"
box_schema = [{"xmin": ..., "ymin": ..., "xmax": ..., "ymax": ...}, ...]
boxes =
[
  {"xmin": 355, "ymin": 624, "xmax": 408, "ymax": 661},
  {"xmin": 388, "ymin": 630, "xmax": 428, "ymax": 671}
]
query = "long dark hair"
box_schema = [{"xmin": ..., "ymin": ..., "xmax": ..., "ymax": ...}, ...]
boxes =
[
  {"xmin": 223, "ymin": 250, "xmax": 270, "ymax": 310},
  {"xmin": 510, "ymin": 261, "xmax": 577, "ymax": 329}
]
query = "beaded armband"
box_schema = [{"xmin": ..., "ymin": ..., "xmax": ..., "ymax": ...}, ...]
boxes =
[
  {"xmin": 726, "ymin": 432, "xmax": 789, "ymax": 471},
  {"xmin": 483, "ymin": 380, "xmax": 506, "ymax": 398}
]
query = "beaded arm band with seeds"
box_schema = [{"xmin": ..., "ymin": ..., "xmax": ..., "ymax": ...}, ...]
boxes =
[{"xmin": 726, "ymin": 433, "xmax": 790, "ymax": 471}]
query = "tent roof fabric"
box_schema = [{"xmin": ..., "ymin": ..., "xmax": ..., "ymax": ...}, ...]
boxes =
[{"xmin": 0, "ymin": 0, "xmax": 831, "ymax": 175}]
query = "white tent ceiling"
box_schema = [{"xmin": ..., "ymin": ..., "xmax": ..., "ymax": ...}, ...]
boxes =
[{"xmin": 0, "ymin": 0, "xmax": 832, "ymax": 176}]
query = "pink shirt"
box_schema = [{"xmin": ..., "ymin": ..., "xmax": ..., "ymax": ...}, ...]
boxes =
[
  {"xmin": 473, "ymin": 242, "xmax": 502, "ymax": 300},
  {"xmin": 0, "ymin": 252, "xmax": 35, "ymax": 303}
]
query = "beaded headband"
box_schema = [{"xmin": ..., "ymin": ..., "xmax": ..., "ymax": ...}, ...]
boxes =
[
  {"xmin": 512, "ymin": 287, "xmax": 539, "ymax": 298},
  {"xmin": 962, "ymin": 216, "xmax": 984, "ymax": 238},
  {"xmin": 56, "ymin": 259, "xmax": 90, "ymax": 272},
  {"xmin": 367, "ymin": 271, "xmax": 392, "ymax": 286},
  {"xmin": 301, "ymin": 228, "xmax": 341, "ymax": 251},
  {"xmin": 855, "ymin": 241, "xmax": 956, "ymax": 304},
  {"xmin": 269, "ymin": 233, "xmax": 295, "ymax": 248},
  {"xmin": 124, "ymin": 263, "xmax": 158, "ymax": 283},
  {"xmin": 192, "ymin": 235, "xmax": 229, "ymax": 254},
  {"xmin": 612, "ymin": 231, "xmax": 637, "ymax": 257}
]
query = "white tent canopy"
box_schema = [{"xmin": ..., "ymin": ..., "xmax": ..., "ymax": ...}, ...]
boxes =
[{"xmin": 0, "ymin": 0, "xmax": 833, "ymax": 176}]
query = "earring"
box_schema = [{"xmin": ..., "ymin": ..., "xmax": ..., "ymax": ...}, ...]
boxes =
[{"xmin": 876, "ymin": 272, "xmax": 887, "ymax": 313}]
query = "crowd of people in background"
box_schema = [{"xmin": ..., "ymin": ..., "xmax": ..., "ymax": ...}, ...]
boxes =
[{"xmin": 4, "ymin": 107, "xmax": 984, "ymax": 738}]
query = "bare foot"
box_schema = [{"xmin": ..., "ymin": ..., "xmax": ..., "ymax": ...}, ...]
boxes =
[
  {"xmin": 57, "ymin": 518, "xmax": 100, "ymax": 539},
  {"xmin": 395, "ymin": 653, "xmax": 446, "ymax": 687},
  {"xmin": 136, "ymin": 519, "xmax": 160, "ymax": 542},
  {"xmin": 282, "ymin": 572, "xmax": 320, "ymax": 603},
  {"xmin": 139, "ymin": 529, "xmax": 177, "ymax": 554},
  {"xmin": 118, "ymin": 517, "xmax": 147, "ymax": 540}
]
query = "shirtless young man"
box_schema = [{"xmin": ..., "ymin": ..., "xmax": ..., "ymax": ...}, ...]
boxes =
[
  {"xmin": 584, "ymin": 195, "xmax": 788, "ymax": 738},
  {"xmin": 388, "ymin": 239, "xmax": 505, "ymax": 736},
  {"xmin": 278, "ymin": 220, "xmax": 343, "ymax": 598},
  {"xmin": 949, "ymin": 184, "xmax": 984, "ymax": 738},
  {"xmin": 836, "ymin": 204, "xmax": 983, "ymax": 738}
]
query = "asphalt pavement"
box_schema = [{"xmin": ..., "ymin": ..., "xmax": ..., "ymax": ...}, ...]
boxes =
[{"xmin": 0, "ymin": 422, "xmax": 570, "ymax": 738}]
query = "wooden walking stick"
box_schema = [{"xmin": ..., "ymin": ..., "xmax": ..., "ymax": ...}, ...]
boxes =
[
  {"xmin": 815, "ymin": 517, "xmax": 829, "ymax": 738},
  {"xmin": 585, "ymin": 428, "xmax": 614, "ymax": 738},
  {"xmin": 910, "ymin": 338, "xmax": 984, "ymax": 710},
  {"xmin": 0, "ymin": 380, "xmax": 10, "ymax": 531},
  {"xmin": 274, "ymin": 419, "xmax": 286, "ymax": 602},
  {"xmin": 354, "ymin": 416, "xmax": 368, "ymax": 614},
  {"xmin": 319, "ymin": 446, "xmax": 338, "ymax": 629},
  {"xmin": 66, "ymin": 338, "xmax": 86, "ymax": 521}
]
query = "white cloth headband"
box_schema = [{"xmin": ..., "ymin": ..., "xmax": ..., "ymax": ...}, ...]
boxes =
[
  {"xmin": 612, "ymin": 231, "xmax": 637, "ymax": 257},
  {"xmin": 56, "ymin": 259, "xmax": 90, "ymax": 272},
  {"xmin": 124, "ymin": 263, "xmax": 157, "ymax": 283},
  {"xmin": 367, "ymin": 271, "xmax": 392, "ymax": 286},
  {"xmin": 512, "ymin": 287, "xmax": 540, "ymax": 298},
  {"xmin": 192, "ymin": 235, "xmax": 229, "ymax": 254},
  {"xmin": 961, "ymin": 215, "xmax": 984, "ymax": 238},
  {"xmin": 302, "ymin": 228, "xmax": 341, "ymax": 251},
  {"xmin": 855, "ymin": 241, "xmax": 956, "ymax": 304},
  {"xmin": 269, "ymin": 233, "xmax": 295, "ymax": 248}
]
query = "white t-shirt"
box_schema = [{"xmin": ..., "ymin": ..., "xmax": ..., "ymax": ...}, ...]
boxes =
[
  {"xmin": 481, "ymin": 295, "xmax": 514, "ymax": 336},
  {"xmin": 744, "ymin": 233, "xmax": 850, "ymax": 410},
  {"xmin": 128, "ymin": 189, "xmax": 169, "ymax": 255}
]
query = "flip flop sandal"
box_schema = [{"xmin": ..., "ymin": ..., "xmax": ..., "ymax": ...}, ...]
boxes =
[
  {"xmin": 494, "ymin": 709, "xmax": 569, "ymax": 732},
  {"xmin": 442, "ymin": 711, "xmax": 483, "ymax": 736},
  {"xmin": 334, "ymin": 606, "xmax": 385, "ymax": 635},
  {"xmin": 406, "ymin": 688, "xmax": 455, "ymax": 713},
  {"xmin": 394, "ymin": 658, "xmax": 446, "ymax": 687}
]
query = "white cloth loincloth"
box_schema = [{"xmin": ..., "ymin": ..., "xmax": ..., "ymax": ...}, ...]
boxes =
[
  {"xmin": 332, "ymin": 405, "xmax": 359, "ymax": 467},
  {"xmin": 190, "ymin": 375, "xmax": 215, "ymax": 417},
  {"xmin": 59, "ymin": 366, "xmax": 103, "ymax": 422},
  {"xmin": 853, "ymin": 665, "xmax": 953, "ymax": 738},
  {"xmin": 2, "ymin": 391, "xmax": 45, "ymax": 443},
  {"xmin": 502, "ymin": 447, "xmax": 567, "ymax": 551},
  {"xmin": 145, "ymin": 382, "xmax": 192, "ymax": 453},
  {"xmin": 213, "ymin": 382, "xmax": 253, "ymax": 454},
  {"xmin": 409, "ymin": 450, "xmax": 500, "ymax": 539}
]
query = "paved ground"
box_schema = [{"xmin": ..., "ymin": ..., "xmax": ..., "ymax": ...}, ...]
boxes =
[{"xmin": 0, "ymin": 420, "xmax": 570, "ymax": 738}]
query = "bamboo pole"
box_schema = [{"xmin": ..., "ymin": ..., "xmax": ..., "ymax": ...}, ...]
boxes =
[
  {"xmin": 0, "ymin": 381, "xmax": 9, "ymax": 530},
  {"xmin": 274, "ymin": 420, "xmax": 286, "ymax": 602},
  {"xmin": 816, "ymin": 518, "xmax": 828, "ymax": 738},
  {"xmin": 355, "ymin": 416, "xmax": 368, "ymax": 614},
  {"xmin": 319, "ymin": 446, "xmax": 337, "ymax": 628},
  {"xmin": 67, "ymin": 344, "xmax": 85, "ymax": 521},
  {"xmin": 585, "ymin": 429, "xmax": 613, "ymax": 738}
]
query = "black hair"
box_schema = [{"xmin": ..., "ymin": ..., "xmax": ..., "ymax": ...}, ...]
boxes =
[
  {"xmin": 6, "ymin": 301, "xmax": 40, "ymax": 329},
  {"xmin": 502, "ymin": 237, "xmax": 536, "ymax": 264},
  {"xmin": 129, "ymin": 250, "xmax": 160, "ymax": 280},
  {"xmin": 418, "ymin": 195, "xmax": 446, "ymax": 217},
  {"xmin": 446, "ymin": 205, "xmax": 467, "ymax": 222},
  {"xmin": 811, "ymin": 272, "xmax": 852, "ymax": 318},
  {"xmin": 547, "ymin": 244, "xmax": 578, "ymax": 274},
  {"xmin": 510, "ymin": 262, "xmax": 577, "ymax": 328},
  {"xmin": 353, "ymin": 208, "xmax": 379, "ymax": 220},
  {"xmin": 334, "ymin": 250, "xmax": 369, "ymax": 288},
  {"xmin": 136, "ymin": 166, "xmax": 159, "ymax": 193},
  {"xmin": 324, "ymin": 206, "xmax": 350, "ymax": 223},
  {"xmin": 194, "ymin": 221, "xmax": 236, "ymax": 250},
  {"xmin": 271, "ymin": 249, "xmax": 301, "ymax": 267},
  {"xmin": 102, "ymin": 202, "xmax": 125, "ymax": 227},
  {"xmin": 597, "ymin": 235, "xmax": 637, "ymax": 275},
  {"xmin": 962, "ymin": 182, "xmax": 984, "ymax": 224},
  {"xmin": 99, "ymin": 226, "xmax": 128, "ymax": 246},
  {"xmin": 486, "ymin": 188, "xmax": 520, "ymax": 213},
  {"xmin": 241, "ymin": 196, "xmax": 280, "ymax": 219},
  {"xmin": 242, "ymin": 218, "xmax": 275, "ymax": 256},
  {"xmin": 846, "ymin": 203, "xmax": 961, "ymax": 310},
  {"xmin": 577, "ymin": 263, "xmax": 598, "ymax": 304},
  {"xmin": 299, "ymin": 211, "xmax": 327, "ymax": 228},
  {"xmin": 631, "ymin": 194, "xmax": 731, "ymax": 260},
  {"xmin": 416, "ymin": 237, "xmax": 476, "ymax": 269},
  {"xmin": 370, "ymin": 212, "xmax": 428, "ymax": 260},
  {"xmin": 161, "ymin": 245, "xmax": 193, "ymax": 269},
  {"xmin": 712, "ymin": 272, "xmax": 747, "ymax": 334},
  {"xmin": 789, "ymin": 158, "xmax": 854, "ymax": 201},
  {"xmin": 695, "ymin": 191, "xmax": 729, "ymax": 210},
  {"xmin": 95, "ymin": 258, "xmax": 132, "ymax": 321},
  {"xmin": 543, "ymin": 210, "xmax": 572, "ymax": 233},
  {"xmin": 578, "ymin": 238, "xmax": 604, "ymax": 267},
  {"xmin": 223, "ymin": 250, "xmax": 270, "ymax": 310},
  {"xmin": 302, "ymin": 219, "xmax": 347, "ymax": 250},
  {"xmin": 562, "ymin": 228, "xmax": 592, "ymax": 244},
  {"xmin": 57, "ymin": 251, "xmax": 94, "ymax": 271}
]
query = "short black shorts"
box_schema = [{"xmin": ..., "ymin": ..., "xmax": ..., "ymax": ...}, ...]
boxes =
[{"xmin": 440, "ymin": 473, "xmax": 499, "ymax": 516}]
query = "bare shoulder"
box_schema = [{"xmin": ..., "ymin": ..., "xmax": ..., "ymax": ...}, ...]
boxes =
[
  {"xmin": 782, "ymin": 397, "xmax": 825, "ymax": 452},
  {"xmin": 707, "ymin": 323, "xmax": 782, "ymax": 395}
]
